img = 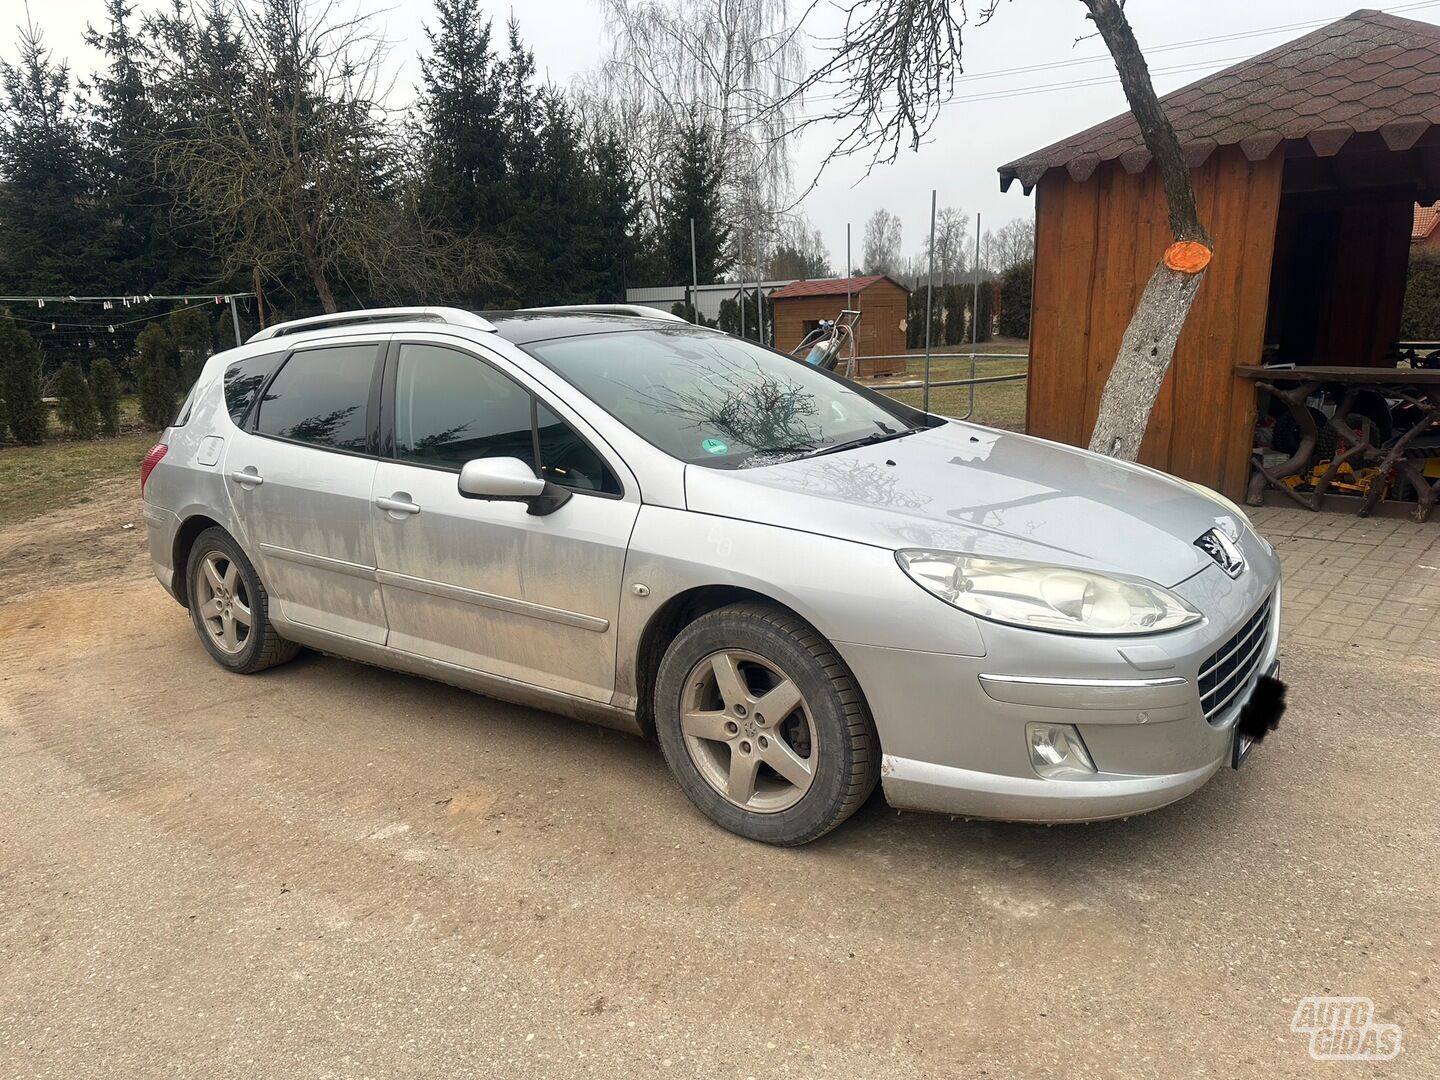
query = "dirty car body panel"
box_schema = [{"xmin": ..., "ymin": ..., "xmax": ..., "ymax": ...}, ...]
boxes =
[{"xmin": 143, "ymin": 308, "xmax": 1282, "ymax": 828}]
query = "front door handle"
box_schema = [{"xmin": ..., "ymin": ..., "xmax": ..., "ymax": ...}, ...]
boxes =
[
  {"xmin": 375, "ymin": 494, "xmax": 421, "ymax": 515},
  {"xmin": 228, "ymin": 469, "xmax": 263, "ymax": 488}
]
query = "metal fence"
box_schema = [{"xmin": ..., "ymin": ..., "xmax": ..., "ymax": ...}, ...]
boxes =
[{"xmin": 860, "ymin": 352, "xmax": 1030, "ymax": 421}]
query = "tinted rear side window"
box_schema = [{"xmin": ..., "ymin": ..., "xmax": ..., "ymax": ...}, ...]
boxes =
[
  {"xmin": 256, "ymin": 344, "xmax": 378, "ymax": 452},
  {"xmin": 223, "ymin": 352, "xmax": 283, "ymax": 425}
]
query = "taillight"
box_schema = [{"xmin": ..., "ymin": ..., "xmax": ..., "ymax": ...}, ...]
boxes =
[{"xmin": 140, "ymin": 442, "xmax": 168, "ymax": 495}]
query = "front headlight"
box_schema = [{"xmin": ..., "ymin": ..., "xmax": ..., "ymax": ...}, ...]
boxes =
[{"xmin": 895, "ymin": 551, "xmax": 1203, "ymax": 636}]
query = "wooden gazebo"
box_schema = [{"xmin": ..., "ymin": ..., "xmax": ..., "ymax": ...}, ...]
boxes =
[{"xmin": 1002, "ymin": 9, "xmax": 1440, "ymax": 506}]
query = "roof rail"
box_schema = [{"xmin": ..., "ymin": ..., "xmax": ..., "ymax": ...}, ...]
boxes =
[
  {"xmin": 248, "ymin": 306, "xmax": 497, "ymax": 343},
  {"xmin": 516, "ymin": 303, "xmax": 689, "ymax": 323}
]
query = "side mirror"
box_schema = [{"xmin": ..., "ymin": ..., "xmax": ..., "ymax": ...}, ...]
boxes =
[{"xmin": 457, "ymin": 457, "xmax": 572, "ymax": 516}]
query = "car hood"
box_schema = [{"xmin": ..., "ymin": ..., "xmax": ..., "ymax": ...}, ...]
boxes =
[{"xmin": 683, "ymin": 421, "xmax": 1240, "ymax": 587}]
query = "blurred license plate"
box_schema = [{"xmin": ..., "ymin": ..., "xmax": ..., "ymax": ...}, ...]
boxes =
[{"xmin": 1232, "ymin": 663, "xmax": 1283, "ymax": 770}]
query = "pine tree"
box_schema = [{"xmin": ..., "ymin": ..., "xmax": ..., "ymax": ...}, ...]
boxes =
[
  {"xmin": 135, "ymin": 322, "xmax": 180, "ymax": 428},
  {"xmin": 970, "ymin": 280, "xmax": 995, "ymax": 344},
  {"xmin": 416, "ymin": 0, "xmax": 508, "ymax": 245},
  {"xmin": 168, "ymin": 306, "xmax": 213, "ymax": 386},
  {"xmin": 589, "ymin": 125, "xmax": 653, "ymax": 301},
  {"xmin": 998, "ymin": 259, "xmax": 1033, "ymax": 339},
  {"xmin": 91, "ymin": 357, "xmax": 122, "ymax": 436},
  {"xmin": 660, "ymin": 113, "xmax": 731, "ymax": 284},
  {"xmin": 0, "ymin": 21, "xmax": 102, "ymax": 306},
  {"xmin": 944, "ymin": 284, "xmax": 967, "ymax": 347},
  {"xmin": 56, "ymin": 361, "xmax": 98, "ymax": 438},
  {"xmin": 0, "ymin": 314, "xmax": 47, "ymax": 445},
  {"xmin": 84, "ymin": 1, "xmax": 171, "ymax": 294}
]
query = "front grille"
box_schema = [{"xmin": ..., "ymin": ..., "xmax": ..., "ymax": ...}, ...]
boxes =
[{"xmin": 1198, "ymin": 596, "xmax": 1273, "ymax": 724}]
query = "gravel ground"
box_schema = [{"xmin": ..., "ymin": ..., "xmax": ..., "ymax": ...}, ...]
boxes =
[{"xmin": 0, "ymin": 478, "xmax": 1435, "ymax": 1078}]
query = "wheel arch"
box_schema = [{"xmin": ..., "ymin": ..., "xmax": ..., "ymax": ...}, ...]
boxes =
[
  {"xmin": 171, "ymin": 514, "xmax": 229, "ymax": 606},
  {"xmin": 631, "ymin": 584, "xmax": 869, "ymax": 740}
]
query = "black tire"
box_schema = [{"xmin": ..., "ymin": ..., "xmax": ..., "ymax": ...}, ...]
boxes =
[
  {"xmin": 185, "ymin": 526, "xmax": 300, "ymax": 674},
  {"xmin": 654, "ymin": 603, "xmax": 879, "ymax": 845}
]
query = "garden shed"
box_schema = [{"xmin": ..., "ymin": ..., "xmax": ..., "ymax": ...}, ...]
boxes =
[
  {"xmin": 1001, "ymin": 8, "xmax": 1440, "ymax": 507},
  {"xmin": 770, "ymin": 275, "xmax": 910, "ymax": 375}
]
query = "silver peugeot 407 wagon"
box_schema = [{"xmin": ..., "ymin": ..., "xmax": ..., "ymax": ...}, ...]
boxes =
[{"xmin": 141, "ymin": 305, "xmax": 1282, "ymax": 845}]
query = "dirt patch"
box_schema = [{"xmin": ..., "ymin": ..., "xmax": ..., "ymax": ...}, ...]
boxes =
[{"xmin": 0, "ymin": 475, "xmax": 150, "ymax": 606}]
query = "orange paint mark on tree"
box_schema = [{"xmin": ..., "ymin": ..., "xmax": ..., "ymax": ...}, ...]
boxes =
[{"xmin": 1163, "ymin": 240, "xmax": 1213, "ymax": 274}]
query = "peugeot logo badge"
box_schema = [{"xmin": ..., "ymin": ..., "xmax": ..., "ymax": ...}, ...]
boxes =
[{"xmin": 1196, "ymin": 528, "xmax": 1245, "ymax": 578}]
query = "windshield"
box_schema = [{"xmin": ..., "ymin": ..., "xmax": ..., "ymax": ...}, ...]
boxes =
[{"xmin": 525, "ymin": 328, "xmax": 918, "ymax": 469}]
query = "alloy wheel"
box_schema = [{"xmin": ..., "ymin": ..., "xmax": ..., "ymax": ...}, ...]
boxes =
[
  {"xmin": 194, "ymin": 550, "xmax": 252, "ymax": 655},
  {"xmin": 680, "ymin": 649, "xmax": 817, "ymax": 813}
]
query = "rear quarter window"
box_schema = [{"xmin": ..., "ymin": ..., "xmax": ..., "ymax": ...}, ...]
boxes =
[{"xmin": 223, "ymin": 352, "xmax": 285, "ymax": 425}]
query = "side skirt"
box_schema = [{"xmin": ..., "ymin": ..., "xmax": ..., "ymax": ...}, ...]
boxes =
[{"xmin": 271, "ymin": 616, "xmax": 645, "ymax": 737}]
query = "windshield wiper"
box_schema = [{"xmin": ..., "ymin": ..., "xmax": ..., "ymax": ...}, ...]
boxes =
[{"xmin": 798, "ymin": 427, "xmax": 921, "ymax": 460}]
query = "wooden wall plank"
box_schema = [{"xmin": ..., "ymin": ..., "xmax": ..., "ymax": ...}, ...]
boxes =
[
  {"xmin": 1222, "ymin": 151, "xmax": 1285, "ymax": 498},
  {"xmin": 1027, "ymin": 175, "xmax": 1071, "ymax": 443},
  {"xmin": 1048, "ymin": 172, "xmax": 1102, "ymax": 446}
]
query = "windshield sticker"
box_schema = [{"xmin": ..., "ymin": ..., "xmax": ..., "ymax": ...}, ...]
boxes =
[{"xmin": 701, "ymin": 438, "xmax": 729, "ymax": 455}]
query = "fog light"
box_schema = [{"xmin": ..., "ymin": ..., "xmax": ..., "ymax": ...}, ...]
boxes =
[{"xmin": 1026, "ymin": 722, "xmax": 1097, "ymax": 779}]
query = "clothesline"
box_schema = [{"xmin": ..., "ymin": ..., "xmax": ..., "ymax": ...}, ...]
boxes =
[{"xmin": 0, "ymin": 293, "xmax": 255, "ymax": 304}]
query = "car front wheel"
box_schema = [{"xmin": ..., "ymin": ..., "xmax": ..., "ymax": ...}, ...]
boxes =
[{"xmin": 654, "ymin": 603, "xmax": 880, "ymax": 845}]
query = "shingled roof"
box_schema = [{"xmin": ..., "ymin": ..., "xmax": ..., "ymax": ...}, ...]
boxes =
[
  {"xmin": 1000, "ymin": 9, "xmax": 1440, "ymax": 193},
  {"xmin": 768, "ymin": 275, "xmax": 907, "ymax": 299}
]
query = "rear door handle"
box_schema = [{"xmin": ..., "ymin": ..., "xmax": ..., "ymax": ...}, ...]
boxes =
[
  {"xmin": 375, "ymin": 495, "xmax": 421, "ymax": 515},
  {"xmin": 228, "ymin": 469, "xmax": 263, "ymax": 487}
]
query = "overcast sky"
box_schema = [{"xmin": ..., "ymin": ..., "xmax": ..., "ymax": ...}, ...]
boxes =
[{"xmin": 14, "ymin": 0, "xmax": 1440, "ymax": 274}]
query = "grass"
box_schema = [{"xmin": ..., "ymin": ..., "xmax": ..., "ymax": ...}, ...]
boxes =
[{"xmin": 0, "ymin": 396, "xmax": 157, "ymax": 526}]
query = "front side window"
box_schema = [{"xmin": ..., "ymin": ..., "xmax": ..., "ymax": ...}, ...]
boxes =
[
  {"xmin": 394, "ymin": 343, "xmax": 536, "ymax": 469},
  {"xmin": 223, "ymin": 352, "xmax": 283, "ymax": 424},
  {"xmin": 525, "ymin": 328, "xmax": 918, "ymax": 469},
  {"xmin": 392, "ymin": 344, "xmax": 619, "ymax": 494}
]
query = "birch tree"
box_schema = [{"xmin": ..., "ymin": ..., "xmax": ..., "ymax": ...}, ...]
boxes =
[
  {"xmin": 862, "ymin": 208, "xmax": 902, "ymax": 276},
  {"xmin": 595, "ymin": 0, "xmax": 804, "ymax": 265},
  {"xmin": 787, "ymin": 0, "xmax": 1213, "ymax": 461}
]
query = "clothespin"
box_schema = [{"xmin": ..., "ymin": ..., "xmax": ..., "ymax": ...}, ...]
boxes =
[
  {"xmin": 103, "ymin": 300, "xmax": 113, "ymax": 310},
  {"xmin": 37, "ymin": 298, "xmax": 44, "ymax": 308}
]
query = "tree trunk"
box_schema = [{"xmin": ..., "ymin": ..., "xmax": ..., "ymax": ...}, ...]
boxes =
[
  {"xmin": 1087, "ymin": 259, "xmax": 1207, "ymax": 459},
  {"xmin": 1080, "ymin": 0, "xmax": 1212, "ymax": 461},
  {"xmin": 299, "ymin": 227, "xmax": 339, "ymax": 313}
]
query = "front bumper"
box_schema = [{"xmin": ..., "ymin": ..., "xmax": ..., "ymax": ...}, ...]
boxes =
[{"xmin": 837, "ymin": 540, "xmax": 1281, "ymax": 823}]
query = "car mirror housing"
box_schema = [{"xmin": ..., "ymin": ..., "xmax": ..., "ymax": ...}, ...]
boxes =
[{"xmin": 457, "ymin": 457, "xmax": 572, "ymax": 516}]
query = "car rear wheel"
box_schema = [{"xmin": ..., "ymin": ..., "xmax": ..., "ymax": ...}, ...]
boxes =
[
  {"xmin": 654, "ymin": 603, "xmax": 879, "ymax": 845},
  {"xmin": 186, "ymin": 527, "xmax": 300, "ymax": 674}
]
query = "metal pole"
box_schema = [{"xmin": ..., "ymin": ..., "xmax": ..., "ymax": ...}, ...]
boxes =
[
  {"xmin": 969, "ymin": 213, "xmax": 981, "ymax": 419},
  {"xmin": 757, "ymin": 237, "xmax": 766, "ymax": 347},
  {"xmin": 739, "ymin": 230, "xmax": 746, "ymax": 340},
  {"xmin": 845, "ymin": 224, "xmax": 852, "ymax": 310},
  {"xmin": 228, "ymin": 295, "xmax": 243, "ymax": 347},
  {"xmin": 689, "ymin": 217, "xmax": 700, "ymax": 325},
  {"xmin": 924, "ymin": 190, "xmax": 936, "ymax": 414}
]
